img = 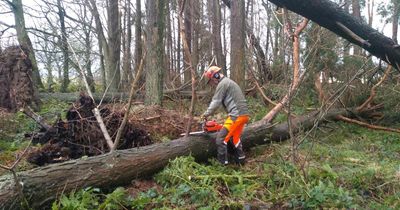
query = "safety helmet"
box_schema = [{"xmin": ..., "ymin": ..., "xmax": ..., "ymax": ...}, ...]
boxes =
[{"xmin": 204, "ymin": 66, "xmax": 221, "ymax": 80}]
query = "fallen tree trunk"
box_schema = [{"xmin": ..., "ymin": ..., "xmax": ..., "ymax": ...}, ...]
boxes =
[
  {"xmin": 267, "ymin": 0, "xmax": 400, "ymax": 69},
  {"xmin": 0, "ymin": 108, "xmax": 355, "ymax": 209}
]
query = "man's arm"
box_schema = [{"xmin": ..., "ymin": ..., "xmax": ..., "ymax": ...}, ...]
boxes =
[{"xmin": 203, "ymin": 83, "xmax": 227, "ymax": 117}]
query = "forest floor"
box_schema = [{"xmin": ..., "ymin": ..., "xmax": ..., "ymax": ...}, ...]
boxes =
[{"xmin": 0, "ymin": 97, "xmax": 399, "ymax": 209}]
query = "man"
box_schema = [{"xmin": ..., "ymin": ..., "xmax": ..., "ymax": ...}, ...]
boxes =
[{"xmin": 201, "ymin": 66, "xmax": 250, "ymax": 165}]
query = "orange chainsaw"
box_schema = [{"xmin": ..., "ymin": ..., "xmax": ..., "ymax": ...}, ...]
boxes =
[{"xmin": 181, "ymin": 120, "xmax": 223, "ymax": 136}]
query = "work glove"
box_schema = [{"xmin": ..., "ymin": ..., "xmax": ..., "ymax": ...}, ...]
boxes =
[{"xmin": 200, "ymin": 114, "xmax": 207, "ymax": 121}]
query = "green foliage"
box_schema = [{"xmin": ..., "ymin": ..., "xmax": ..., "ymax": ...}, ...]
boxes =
[
  {"xmin": 246, "ymin": 97, "xmax": 269, "ymax": 122},
  {"xmin": 98, "ymin": 187, "xmax": 130, "ymax": 210},
  {"xmin": 38, "ymin": 99, "xmax": 70, "ymax": 122},
  {"xmin": 154, "ymin": 156, "xmax": 262, "ymax": 208},
  {"xmin": 50, "ymin": 120, "xmax": 400, "ymax": 209},
  {"xmin": 47, "ymin": 81, "xmax": 87, "ymax": 93},
  {"xmin": 52, "ymin": 188, "xmax": 100, "ymax": 210},
  {"xmin": 52, "ymin": 187, "xmax": 131, "ymax": 210},
  {"xmin": 130, "ymin": 188, "xmax": 157, "ymax": 209},
  {"xmin": 303, "ymin": 180, "xmax": 356, "ymax": 209}
]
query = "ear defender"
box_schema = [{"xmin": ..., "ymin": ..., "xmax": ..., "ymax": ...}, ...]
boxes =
[{"xmin": 213, "ymin": 72, "xmax": 220, "ymax": 79}]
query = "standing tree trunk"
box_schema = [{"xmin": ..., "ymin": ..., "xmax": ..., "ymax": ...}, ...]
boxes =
[
  {"xmin": 342, "ymin": 0, "xmax": 351, "ymax": 57},
  {"xmin": 230, "ymin": 0, "xmax": 246, "ymax": 89},
  {"xmin": 9, "ymin": 0, "xmax": 44, "ymax": 90},
  {"xmin": 178, "ymin": 0, "xmax": 197, "ymax": 136},
  {"xmin": 122, "ymin": 0, "xmax": 132, "ymax": 88},
  {"xmin": 134, "ymin": 0, "xmax": 144, "ymax": 87},
  {"xmin": 176, "ymin": 12, "xmax": 182, "ymax": 85},
  {"xmin": 191, "ymin": 0, "xmax": 200, "ymax": 72},
  {"xmin": 145, "ymin": 0, "xmax": 166, "ymax": 105},
  {"xmin": 8, "ymin": 0, "xmax": 42, "ymax": 110},
  {"xmin": 83, "ymin": 7, "xmax": 95, "ymax": 93},
  {"xmin": 87, "ymin": 0, "xmax": 108, "ymax": 92},
  {"xmin": 183, "ymin": 1, "xmax": 192, "ymax": 85},
  {"xmin": 42, "ymin": 34, "xmax": 54, "ymax": 92},
  {"xmin": 57, "ymin": 0, "xmax": 70, "ymax": 92},
  {"xmin": 367, "ymin": 0, "xmax": 374, "ymax": 26},
  {"xmin": 351, "ymin": 0, "xmax": 362, "ymax": 56},
  {"xmin": 166, "ymin": 1, "xmax": 174, "ymax": 85},
  {"xmin": 107, "ymin": 0, "xmax": 121, "ymax": 91},
  {"xmin": 208, "ymin": 0, "xmax": 226, "ymax": 73},
  {"xmin": 392, "ymin": 0, "xmax": 399, "ymax": 44}
]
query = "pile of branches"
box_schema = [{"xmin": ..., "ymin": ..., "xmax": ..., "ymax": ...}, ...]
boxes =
[{"xmin": 27, "ymin": 93, "xmax": 153, "ymax": 166}]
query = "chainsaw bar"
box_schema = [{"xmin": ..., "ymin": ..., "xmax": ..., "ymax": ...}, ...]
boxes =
[{"xmin": 180, "ymin": 131, "xmax": 208, "ymax": 136}]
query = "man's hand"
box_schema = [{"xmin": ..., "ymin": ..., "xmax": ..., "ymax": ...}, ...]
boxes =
[{"xmin": 200, "ymin": 114, "xmax": 207, "ymax": 121}]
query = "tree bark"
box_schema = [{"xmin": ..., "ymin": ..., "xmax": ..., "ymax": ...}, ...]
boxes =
[
  {"xmin": 83, "ymin": 6, "xmax": 95, "ymax": 93},
  {"xmin": 183, "ymin": 0, "xmax": 192, "ymax": 85},
  {"xmin": 134, "ymin": 0, "xmax": 144, "ymax": 87},
  {"xmin": 57, "ymin": 0, "xmax": 70, "ymax": 93},
  {"xmin": 87, "ymin": 0, "xmax": 108, "ymax": 91},
  {"xmin": 8, "ymin": 0, "xmax": 42, "ymax": 110},
  {"xmin": 122, "ymin": 0, "xmax": 132, "ymax": 88},
  {"xmin": 392, "ymin": 0, "xmax": 399, "ymax": 44},
  {"xmin": 145, "ymin": 0, "xmax": 166, "ymax": 105},
  {"xmin": 230, "ymin": 0, "xmax": 246, "ymax": 89},
  {"xmin": 9, "ymin": 0, "xmax": 44, "ymax": 90},
  {"xmin": 267, "ymin": 0, "xmax": 400, "ymax": 69},
  {"xmin": 208, "ymin": 0, "xmax": 226, "ymax": 73},
  {"xmin": 106, "ymin": 0, "xmax": 121, "ymax": 91},
  {"xmin": 0, "ymin": 108, "xmax": 356, "ymax": 209},
  {"xmin": 351, "ymin": 0, "xmax": 362, "ymax": 56}
]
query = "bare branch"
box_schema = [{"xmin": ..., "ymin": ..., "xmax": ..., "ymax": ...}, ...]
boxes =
[
  {"xmin": 337, "ymin": 115, "xmax": 400, "ymax": 133},
  {"xmin": 66, "ymin": 37, "xmax": 114, "ymax": 151},
  {"xmin": 4, "ymin": 0, "xmax": 15, "ymax": 9},
  {"xmin": 0, "ymin": 20, "xmax": 13, "ymax": 28},
  {"xmin": 113, "ymin": 50, "xmax": 146, "ymax": 150}
]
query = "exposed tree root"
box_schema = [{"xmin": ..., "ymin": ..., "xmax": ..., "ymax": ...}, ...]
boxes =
[{"xmin": 25, "ymin": 93, "xmax": 198, "ymax": 166}]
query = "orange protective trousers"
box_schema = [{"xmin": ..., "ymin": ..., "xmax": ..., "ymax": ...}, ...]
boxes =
[{"xmin": 223, "ymin": 115, "xmax": 249, "ymax": 147}]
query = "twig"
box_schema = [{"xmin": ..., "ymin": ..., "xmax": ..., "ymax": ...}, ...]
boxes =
[
  {"xmin": 357, "ymin": 65, "xmax": 392, "ymax": 111},
  {"xmin": 143, "ymin": 116, "xmax": 161, "ymax": 121}
]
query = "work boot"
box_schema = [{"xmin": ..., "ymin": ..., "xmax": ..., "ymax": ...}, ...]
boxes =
[
  {"xmin": 234, "ymin": 140, "xmax": 246, "ymax": 165},
  {"xmin": 216, "ymin": 127, "xmax": 229, "ymax": 165}
]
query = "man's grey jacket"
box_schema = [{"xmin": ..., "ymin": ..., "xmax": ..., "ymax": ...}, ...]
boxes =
[{"xmin": 204, "ymin": 77, "xmax": 249, "ymax": 118}]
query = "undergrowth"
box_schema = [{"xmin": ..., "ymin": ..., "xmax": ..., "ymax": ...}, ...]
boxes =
[
  {"xmin": 0, "ymin": 99, "xmax": 70, "ymax": 169},
  {"xmin": 51, "ymin": 122, "xmax": 400, "ymax": 209},
  {"xmin": 1, "ymin": 97, "xmax": 399, "ymax": 209}
]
